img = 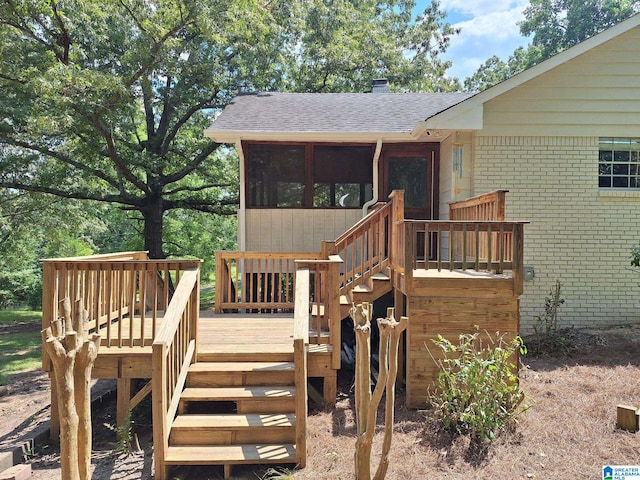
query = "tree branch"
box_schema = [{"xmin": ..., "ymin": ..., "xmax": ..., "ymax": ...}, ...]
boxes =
[
  {"xmin": 161, "ymin": 91, "xmax": 220, "ymax": 156},
  {"xmin": 161, "ymin": 142, "xmax": 220, "ymax": 185},
  {"xmin": 0, "ymin": 181, "xmax": 141, "ymax": 207},
  {"xmin": 0, "ymin": 137, "xmax": 123, "ymax": 191},
  {"xmin": 164, "ymin": 197, "xmax": 238, "ymax": 214},
  {"xmin": 163, "ymin": 182, "xmax": 232, "ymax": 196}
]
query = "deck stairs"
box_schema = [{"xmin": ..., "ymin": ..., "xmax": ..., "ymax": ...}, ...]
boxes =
[
  {"xmin": 165, "ymin": 351, "xmax": 300, "ymax": 478},
  {"xmin": 339, "ymin": 268, "xmax": 393, "ymax": 319}
]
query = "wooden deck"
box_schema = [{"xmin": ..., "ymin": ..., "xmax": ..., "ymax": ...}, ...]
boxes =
[
  {"xmin": 41, "ymin": 191, "xmax": 528, "ymax": 477},
  {"xmin": 198, "ymin": 313, "xmax": 295, "ymax": 360},
  {"xmin": 91, "ymin": 310, "xmax": 334, "ymax": 417}
]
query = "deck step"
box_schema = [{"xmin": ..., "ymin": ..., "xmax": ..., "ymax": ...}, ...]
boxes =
[
  {"xmin": 170, "ymin": 413, "xmax": 296, "ymax": 445},
  {"xmin": 165, "ymin": 444, "xmax": 297, "ymax": 466},
  {"xmin": 196, "ymin": 350, "xmax": 294, "ymax": 363},
  {"xmin": 180, "ymin": 386, "xmax": 296, "ymax": 414},
  {"xmin": 186, "ymin": 362, "xmax": 295, "ymax": 387},
  {"xmin": 371, "ymin": 272, "xmax": 390, "ymax": 281},
  {"xmin": 352, "ymin": 284, "xmax": 373, "ymax": 293}
]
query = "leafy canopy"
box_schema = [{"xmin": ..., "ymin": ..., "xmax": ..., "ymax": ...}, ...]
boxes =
[
  {"xmin": 464, "ymin": 0, "xmax": 640, "ymax": 92},
  {"xmin": 0, "ymin": 0, "xmax": 460, "ymax": 259}
]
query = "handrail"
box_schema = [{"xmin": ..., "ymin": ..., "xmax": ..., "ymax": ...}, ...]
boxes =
[
  {"xmin": 293, "ymin": 267, "xmax": 309, "ymax": 467},
  {"xmin": 214, "ymin": 251, "xmax": 322, "ymax": 313},
  {"xmin": 449, "ymin": 190, "xmax": 509, "ymax": 221},
  {"xmin": 323, "ymin": 191, "xmax": 404, "ymax": 299},
  {"xmin": 40, "ymin": 251, "xmax": 149, "ymax": 262},
  {"xmin": 151, "ymin": 266, "xmax": 200, "ymax": 480}
]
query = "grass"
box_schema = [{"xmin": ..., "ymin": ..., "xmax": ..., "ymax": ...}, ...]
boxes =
[
  {"xmin": 0, "ymin": 308, "xmax": 41, "ymax": 325},
  {"xmin": 0, "ymin": 307, "xmax": 42, "ymax": 386}
]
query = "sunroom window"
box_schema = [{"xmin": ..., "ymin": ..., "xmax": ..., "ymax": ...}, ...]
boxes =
[
  {"xmin": 247, "ymin": 144, "xmax": 305, "ymax": 207},
  {"xmin": 599, "ymin": 138, "xmax": 640, "ymax": 189},
  {"xmin": 313, "ymin": 146, "xmax": 373, "ymax": 207},
  {"xmin": 246, "ymin": 143, "xmax": 373, "ymax": 208}
]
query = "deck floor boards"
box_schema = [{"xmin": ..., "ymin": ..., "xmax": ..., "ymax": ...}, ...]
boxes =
[{"xmin": 94, "ymin": 311, "xmax": 295, "ymax": 366}]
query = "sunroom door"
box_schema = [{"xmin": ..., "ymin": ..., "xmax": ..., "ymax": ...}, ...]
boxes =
[{"xmin": 382, "ymin": 144, "xmax": 439, "ymax": 220}]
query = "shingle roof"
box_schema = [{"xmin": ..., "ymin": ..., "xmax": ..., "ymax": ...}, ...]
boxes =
[{"xmin": 207, "ymin": 92, "xmax": 474, "ymax": 135}]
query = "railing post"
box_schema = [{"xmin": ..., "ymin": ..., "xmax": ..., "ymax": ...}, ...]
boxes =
[
  {"xmin": 294, "ymin": 338, "xmax": 307, "ymax": 468},
  {"xmin": 191, "ymin": 266, "xmax": 201, "ymax": 359},
  {"xmin": 404, "ymin": 223, "xmax": 414, "ymax": 289},
  {"xmin": 327, "ymin": 258, "xmax": 342, "ymax": 370},
  {"xmin": 389, "ymin": 190, "xmax": 405, "ymax": 271},
  {"xmin": 152, "ymin": 342, "xmax": 168, "ymax": 480},
  {"xmin": 214, "ymin": 251, "xmax": 224, "ymax": 314},
  {"xmin": 512, "ymin": 223, "xmax": 525, "ymax": 295},
  {"xmin": 496, "ymin": 190, "xmax": 508, "ymax": 221},
  {"xmin": 321, "ymin": 241, "xmax": 337, "ymax": 258}
]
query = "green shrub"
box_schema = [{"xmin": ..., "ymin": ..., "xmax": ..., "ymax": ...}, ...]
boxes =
[{"xmin": 426, "ymin": 330, "xmax": 527, "ymax": 442}]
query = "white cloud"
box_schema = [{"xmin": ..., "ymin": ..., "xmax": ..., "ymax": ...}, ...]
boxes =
[
  {"xmin": 440, "ymin": 0, "xmax": 528, "ymax": 18},
  {"xmin": 436, "ymin": 0, "xmax": 532, "ymax": 80}
]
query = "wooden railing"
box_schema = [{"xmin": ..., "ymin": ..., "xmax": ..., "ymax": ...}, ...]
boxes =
[
  {"xmin": 41, "ymin": 252, "xmax": 200, "ymax": 369},
  {"xmin": 323, "ymin": 190, "xmax": 405, "ymax": 298},
  {"xmin": 295, "ymin": 257, "xmax": 342, "ymax": 369},
  {"xmin": 214, "ymin": 251, "xmax": 322, "ymax": 313},
  {"xmin": 449, "ymin": 189, "xmax": 508, "ymax": 221},
  {"xmin": 292, "ymin": 267, "xmax": 309, "ymax": 468},
  {"xmin": 152, "ymin": 267, "xmax": 200, "ymax": 480},
  {"xmin": 403, "ymin": 220, "xmax": 525, "ymax": 293},
  {"xmin": 448, "ymin": 190, "xmax": 510, "ymax": 271}
]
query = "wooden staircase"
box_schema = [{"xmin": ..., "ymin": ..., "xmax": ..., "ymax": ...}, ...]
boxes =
[
  {"xmin": 165, "ymin": 356, "xmax": 301, "ymax": 479},
  {"xmin": 339, "ymin": 269, "xmax": 393, "ymax": 319}
]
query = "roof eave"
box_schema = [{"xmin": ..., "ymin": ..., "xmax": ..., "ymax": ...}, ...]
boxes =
[{"xmin": 204, "ymin": 129, "xmax": 426, "ymax": 144}]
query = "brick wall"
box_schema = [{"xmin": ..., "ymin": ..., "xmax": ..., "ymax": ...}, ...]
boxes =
[{"xmin": 475, "ymin": 136, "xmax": 640, "ymax": 332}]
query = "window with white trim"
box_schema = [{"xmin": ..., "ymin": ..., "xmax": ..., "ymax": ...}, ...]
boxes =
[{"xmin": 599, "ymin": 138, "xmax": 640, "ymax": 189}]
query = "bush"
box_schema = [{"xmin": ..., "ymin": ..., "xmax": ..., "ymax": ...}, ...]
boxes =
[
  {"xmin": 531, "ymin": 280, "xmax": 566, "ymax": 352},
  {"xmin": 426, "ymin": 330, "xmax": 527, "ymax": 442}
]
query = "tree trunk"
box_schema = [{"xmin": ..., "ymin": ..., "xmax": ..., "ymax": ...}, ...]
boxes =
[
  {"xmin": 42, "ymin": 298, "xmax": 100, "ymax": 480},
  {"xmin": 352, "ymin": 304, "xmax": 408, "ymax": 480},
  {"xmin": 142, "ymin": 196, "xmax": 165, "ymax": 259}
]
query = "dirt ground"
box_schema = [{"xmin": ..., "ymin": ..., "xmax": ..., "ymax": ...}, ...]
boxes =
[{"xmin": 2, "ymin": 323, "xmax": 639, "ymax": 479}]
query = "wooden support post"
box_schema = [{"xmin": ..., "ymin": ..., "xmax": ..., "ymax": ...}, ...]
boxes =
[
  {"xmin": 116, "ymin": 378, "xmax": 134, "ymax": 429},
  {"xmin": 323, "ymin": 374, "xmax": 337, "ymax": 406},
  {"xmin": 393, "ymin": 288, "xmax": 405, "ymax": 389}
]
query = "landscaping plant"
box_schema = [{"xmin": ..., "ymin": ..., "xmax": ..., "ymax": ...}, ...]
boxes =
[
  {"xmin": 427, "ymin": 330, "xmax": 527, "ymax": 443},
  {"xmin": 532, "ymin": 279, "xmax": 566, "ymax": 352}
]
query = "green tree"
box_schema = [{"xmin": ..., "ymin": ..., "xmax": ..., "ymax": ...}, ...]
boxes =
[
  {"xmin": 288, "ymin": 0, "xmax": 461, "ymax": 93},
  {"xmin": 464, "ymin": 0, "xmax": 640, "ymax": 91},
  {"xmin": 0, "ymin": 191, "xmax": 105, "ymax": 307},
  {"xmin": 463, "ymin": 46, "xmax": 542, "ymax": 92},
  {"xmin": 0, "ymin": 0, "xmax": 459, "ymax": 260},
  {"xmin": 520, "ymin": 0, "xmax": 640, "ymax": 60}
]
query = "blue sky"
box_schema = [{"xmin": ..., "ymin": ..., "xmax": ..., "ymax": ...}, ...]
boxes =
[{"xmin": 415, "ymin": 0, "xmax": 532, "ymax": 80}]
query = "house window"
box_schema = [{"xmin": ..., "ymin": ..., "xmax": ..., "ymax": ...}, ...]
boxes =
[
  {"xmin": 599, "ymin": 138, "xmax": 640, "ymax": 189},
  {"xmin": 246, "ymin": 143, "xmax": 373, "ymax": 208},
  {"xmin": 313, "ymin": 146, "xmax": 372, "ymax": 207},
  {"xmin": 247, "ymin": 144, "xmax": 306, "ymax": 207}
]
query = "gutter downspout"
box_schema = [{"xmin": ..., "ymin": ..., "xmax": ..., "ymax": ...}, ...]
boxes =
[
  {"xmin": 235, "ymin": 138, "xmax": 246, "ymax": 251},
  {"xmin": 362, "ymin": 138, "xmax": 383, "ymax": 217}
]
